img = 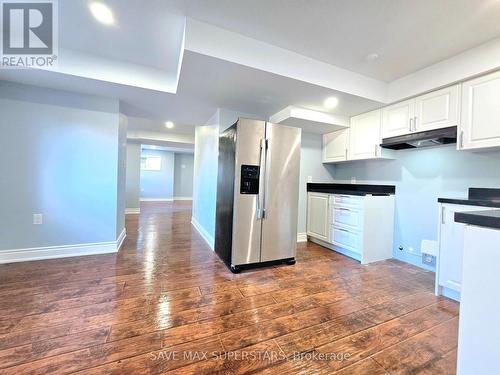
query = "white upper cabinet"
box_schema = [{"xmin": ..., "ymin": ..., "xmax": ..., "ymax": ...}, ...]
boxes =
[
  {"xmin": 415, "ymin": 84, "xmax": 460, "ymax": 132},
  {"xmin": 349, "ymin": 109, "xmax": 382, "ymax": 160},
  {"xmin": 323, "ymin": 128, "xmax": 349, "ymax": 162},
  {"xmin": 381, "ymin": 99, "xmax": 415, "ymax": 139},
  {"xmin": 459, "ymin": 70, "xmax": 500, "ymax": 150}
]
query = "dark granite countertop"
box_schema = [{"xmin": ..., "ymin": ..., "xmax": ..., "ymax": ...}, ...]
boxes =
[
  {"xmin": 437, "ymin": 198, "xmax": 500, "ymax": 208},
  {"xmin": 307, "ymin": 183, "xmax": 395, "ymax": 196},
  {"xmin": 455, "ymin": 210, "xmax": 500, "ymax": 230},
  {"xmin": 438, "ymin": 188, "xmax": 500, "ymax": 208}
]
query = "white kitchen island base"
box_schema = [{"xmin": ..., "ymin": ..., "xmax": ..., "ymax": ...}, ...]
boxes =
[{"xmin": 457, "ymin": 225, "xmax": 500, "ymax": 375}]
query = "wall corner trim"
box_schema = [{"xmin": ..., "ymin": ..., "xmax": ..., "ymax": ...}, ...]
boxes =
[
  {"xmin": 297, "ymin": 233, "xmax": 308, "ymax": 243},
  {"xmin": 191, "ymin": 216, "xmax": 215, "ymax": 250},
  {"xmin": 0, "ymin": 230, "xmax": 127, "ymax": 264},
  {"xmin": 116, "ymin": 228, "xmax": 127, "ymax": 251}
]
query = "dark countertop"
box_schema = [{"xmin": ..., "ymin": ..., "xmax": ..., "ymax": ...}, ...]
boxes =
[
  {"xmin": 455, "ymin": 210, "xmax": 500, "ymax": 230},
  {"xmin": 307, "ymin": 183, "xmax": 395, "ymax": 196},
  {"xmin": 438, "ymin": 188, "xmax": 500, "ymax": 208},
  {"xmin": 437, "ymin": 198, "xmax": 500, "ymax": 208}
]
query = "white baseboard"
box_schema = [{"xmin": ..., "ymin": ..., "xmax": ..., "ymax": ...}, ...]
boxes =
[
  {"xmin": 0, "ymin": 229, "xmax": 127, "ymax": 264},
  {"xmin": 140, "ymin": 198, "xmax": 173, "ymax": 202},
  {"xmin": 297, "ymin": 233, "xmax": 308, "ymax": 242},
  {"xmin": 173, "ymin": 197, "xmax": 193, "ymax": 201},
  {"xmin": 125, "ymin": 208, "xmax": 140, "ymax": 214},
  {"xmin": 191, "ymin": 216, "xmax": 214, "ymax": 250}
]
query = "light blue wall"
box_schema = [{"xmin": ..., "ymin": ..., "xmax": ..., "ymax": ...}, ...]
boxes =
[
  {"xmin": 192, "ymin": 111, "xmax": 220, "ymax": 247},
  {"xmin": 333, "ymin": 145, "xmax": 500, "ymax": 270},
  {"xmin": 298, "ymin": 133, "xmax": 335, "ymax": 233},
  {"xmin": 125, "ymin": 143, "xmax": 141, "ymax": 209},
  {"xmin": 174, "ymin": 153, "xmax": 194, "ymax": 198},
  {"xmin": 116, "ymin": 115, "xmax": 127, "ymax": 237},
  {"xmin": 140, "ymin": 149, "xmax": 174, "ymax": 200},
  {"xmin": 192, "ymin": 109, "xmax": 266, "ymax": 247},
  {"xmin": 0, "ymin": 81, "xmax": 121, "ymax": 250}
]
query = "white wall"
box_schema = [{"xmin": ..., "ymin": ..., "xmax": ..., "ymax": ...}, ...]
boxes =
[
  {"xmin": 0, "ymin": 82, "xmax": 123, "ymax": 261},
  {"xmin": 174, "ymin": 153, "xmax": 194, "ymax": 199},
  {"xmin": 125, "ymin": 143, "xmax": 141, "ymax": 211},
  {"xmin": 333, "ymin": 145, "xmax": 500, "ymax": 270},
  {"xmin": 140, "ymin": 149, "xmax": 175, "ymax": 200},
  {"xmin": 116, "ymin": 115, "xmax": 127, "ymax": 237},
  {"xmin": 298, "ymin": 133, "xmax": 335, "ymax": 234},
  {"xmin": 192, "ymin": 110, "xmax": 220, "ymax": 248}
]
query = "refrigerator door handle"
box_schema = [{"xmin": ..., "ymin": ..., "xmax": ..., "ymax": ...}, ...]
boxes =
[{"xmin": 256, "ymin": 138, "xmax": 267, "ymax": 219}]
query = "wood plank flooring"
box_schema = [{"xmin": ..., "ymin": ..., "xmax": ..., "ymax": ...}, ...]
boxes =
[{"xmin": 0, "ymin": 201, "xmax": 459, "ymax": 374}]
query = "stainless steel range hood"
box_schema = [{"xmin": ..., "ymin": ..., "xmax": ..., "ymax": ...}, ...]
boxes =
[{"xmin": 380, "ymin": 126, "xmax": 457, "ymax": 150}]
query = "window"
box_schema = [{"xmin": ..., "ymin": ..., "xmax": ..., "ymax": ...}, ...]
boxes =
[{"xmin": 141, "ymin": 156, "xmax": 161, "ymax": 171}]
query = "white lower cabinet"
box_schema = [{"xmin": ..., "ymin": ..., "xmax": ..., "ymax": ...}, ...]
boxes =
[
  {"xmin": 307, "ymin": 192, "xmax": 395, "ymax": 264},
  {"xmin": 436, "ymin": 203, "xmax": 496, "ymax": 301},
  {"xmin": 306, "ymin": 193, "xmax": 329, "ymax": 242}
]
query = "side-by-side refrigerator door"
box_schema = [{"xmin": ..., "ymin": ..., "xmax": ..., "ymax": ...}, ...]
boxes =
[
  {"xmin": 261, "ymin": 123, "xmax": 301, "ymax": 262},
  {"xmin": 232, "ymin": 119, "xmax": 266, "ymax": 266}
]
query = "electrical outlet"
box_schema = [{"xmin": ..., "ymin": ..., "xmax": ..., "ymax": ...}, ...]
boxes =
[
  {"xmin": 33, "ymin": 214, "xmax": 43, "ymax": 225},
  {"xmin": 422, "ymin": 253, "xmax": 436, "ymax": 266},
  {"xmin": 307, "ymin": 176, "xmax": 313, "ymax": 183}
]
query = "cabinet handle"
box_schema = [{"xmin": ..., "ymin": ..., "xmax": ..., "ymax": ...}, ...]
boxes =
[
  {"xmin": 345, "ymin": 148, "xmax": 348, "ymax": 160},
  {"xmin": 337, "ymin": 208, "xmax": 351, "ymax": 211},
  {"xmin": 335, "ymin": 227, "xmax": 351, "ymax": 233},
  {"xmin": 374, "ymin": 144, "xmax": 378, "ymax": 157},
  {"xmin": 441, "ymin": 206, "xmax": 446, "ymax": 225},
  {"xmin": 414, "ymin": 116, "xmax": 418, "ymax": 131},
  {"xmin": 409, "ymin": 118, "xmax": 413, "ymax": 132},
  {"xmin": 459, "ymin": 130, "xmax": 464, "ymax": 149}
]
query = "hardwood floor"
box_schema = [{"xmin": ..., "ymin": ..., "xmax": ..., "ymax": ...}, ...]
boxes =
[{"xmin": 0, "ymin": 201, "xmax": 459, "ymax": 374}]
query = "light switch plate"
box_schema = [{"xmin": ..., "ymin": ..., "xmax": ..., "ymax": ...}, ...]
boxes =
[{"xmin": 307, "ymin": 176, "xmax": 313, "ymax": 182}]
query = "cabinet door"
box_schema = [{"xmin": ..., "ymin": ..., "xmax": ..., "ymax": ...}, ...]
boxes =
[
  {"xmin": 438, "ymin": 204, "xmax": 496, "ymax": 294},
  {"xmin": 415, "ymin": 84, "xmax": 460, "ymax": 132},
  {"xmin": 307, "ymin": 193, "xmax": 329, "ymax": 241},
  {"xmin": 382, "ymin": 99, "xmax": 415, "ymax": 139},
  {"xmin": 460, "ymin": 70, "xmax": 500, "ymax": 150},
  {"xmin": 323, "ymin": 129, "xmax": 348, "ymax": 163},
  {"xmin": 349, "ymin": 109, "xmax": 381, "ymax": 160}
]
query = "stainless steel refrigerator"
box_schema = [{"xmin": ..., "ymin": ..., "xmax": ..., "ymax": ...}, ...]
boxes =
[{"xmin": 215, "ymin": 118, "xmax": 301, "ymax": 273}]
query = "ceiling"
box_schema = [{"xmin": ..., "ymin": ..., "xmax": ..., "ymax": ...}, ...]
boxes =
[
  {"xmin": 182, "ymin": 0, "xmax": 500, "ymax": 82},
  {"xmin": 140, "ymin": 144, "xmax": 194, "ymax": 153},
  {"xmin": 127, "ymin": 116, "xmax": 196, "ymax": 136},
  {"xmin": 0, "ymin": 51, "xmax": 381, "ymax": 132},
  {"xmin": 2, "ymin": 0, "xmax": 500, "ymax": 134}
]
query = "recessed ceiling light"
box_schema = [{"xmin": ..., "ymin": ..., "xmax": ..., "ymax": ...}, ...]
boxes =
[
  {"xmin": 324, "ymin": 97, "xmax": 339, "ymax": 109},
  {"xmin": 165, "ymin": 121, "xmax": 174, "ymax": 129},
  {"xmin": 365, "ymin": 53, "xmax": 379, "ymax": 62},
  {"xmin": 89, "ymin": 2, "xmax": 115, "ymax": 25}
]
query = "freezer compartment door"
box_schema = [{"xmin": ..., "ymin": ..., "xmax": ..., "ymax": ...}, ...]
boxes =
[
  {"xmin": 261, "ymin": 122, "xmax": 301, "ymax": 262},
  {"xmin": 232, "ymin": 119, "xmax": 266, "ymax": 266}
]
